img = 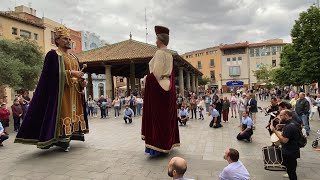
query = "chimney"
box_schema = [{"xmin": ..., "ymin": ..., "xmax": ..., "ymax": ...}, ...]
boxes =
[{"xmin": 14, "ymin": 5, "xmax": 36, "ymax": 16}]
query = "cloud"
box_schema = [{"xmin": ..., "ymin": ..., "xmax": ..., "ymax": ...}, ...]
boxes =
[{"xmin": 0, "ymin": 0, "xmax": 314, "ymax": 53}]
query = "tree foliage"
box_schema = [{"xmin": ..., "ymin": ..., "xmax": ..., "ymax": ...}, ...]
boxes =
[
  {"xmin": 0, "ymin": 39, "xmax": 43, "ymax": 90},
  {"xmin": 198, "ymin": 76, "xmax": 211, "ymax": 86},
  {"xmin": 252, "ymin": 64, "xmax": 274, "ymax": 83},
  {"xmin": 273, "ymin": 6, "xmax": 320, "ymax": 85}
]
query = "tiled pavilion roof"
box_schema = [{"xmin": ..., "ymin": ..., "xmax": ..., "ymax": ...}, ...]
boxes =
[
  {"xmin": 77, "ymin": 39, "xmax": 178, "ymax": 63},
  {"xmin": 77, "ymin": 39, "xmax": 202, "ymax": 78}
]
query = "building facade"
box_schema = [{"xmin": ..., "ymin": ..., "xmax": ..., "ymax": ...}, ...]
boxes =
[
  {"xmin": 0, "ymin": 6, "xmax": 45, "ymax": 104},
  {"xmin": 182, "ymin": 47, "xmax": 222, "ymax": 90},
  {"xmin": 248, "ymin": 39, "xmax": 286, "ymax": 88},
  {"xmin": 220, "ymin": 42, "xmax": 250, "ymax": 93},
  {"xmin": 81, "ymin": 31, "xmax": 106, "ymax": 51}
]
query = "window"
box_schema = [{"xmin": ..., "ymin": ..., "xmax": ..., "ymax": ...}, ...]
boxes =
[
  {"xmin": 34, "ymin": 33, "xmax": 38, "ymax": 40},
  {"xmin": 271, "ymin": 46, "xmax": 276, "ymax": 55},
  {"xmin": 260, "ymin": 47, "xmax": 265, "ymax": 56},
  {"xmin": 229, "ymin": 66, "xmax": 240, "ymax": 76},
  {"xmin": 51, "ymin": 31, "xmax": 55, "ymax": 44},
  {"xmin": 210, "ymin": 71, "xmax": 216, "ymax": 80},
  {"xmin": 120, "ymin": 78, "xmax": 124, "ymax": 82},
  {"xmin": 266, "ymin": 47, "xmax": 270, "ymax": 55},
  {"xmin": 277, "ymin": 46, "xmax": 282, "ymax": 52},
  {"xmin": 272, "ymin": 59, "xmax": 276, "ymax": 67},
  {"xmin": 255, "ymin": 48, "xmax": 260, "ymax": 56},
  {"xmin": 249, "ymin": 48, "xmax": 254, "ymax": 57},
  {"xmin": 84, "ymin": 42, "xmax": 88, "ymax": 48},
  {"xmin": 227, "ymin": 58, "xmax": 230, "ymax": 62},
  {"xmin": 20, "ymin": 30, "xmax": 31, "ymax": 39},
  {"xmin": 197, "ymin": 61, "xmax": 202, "ymax": 69},
  {"xmin": 238, "ymin": 57, "xmax": 242, "ymax": 61},
  {"xmin": 12, "ymin": 27, "xmax": 18, "ymax": 35},
  {"xmin": 210, "ymin": 59, "xmax": 215, "ymax": 67},
  {"xmin": 232, "ymin": 57, "xmax": 236, "ymax": 61}
]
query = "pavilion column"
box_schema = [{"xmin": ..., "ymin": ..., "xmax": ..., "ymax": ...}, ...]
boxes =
[
  {"xmin": 87, "ymin": 73, "xmax": 93, "ymax": 98},
  {"xmin": 191, "ymin": 73, "xmax": 196, "ymax": 92},
  {"xmin": 186, "ymin": 71, "xmax": 191, "ymax": 92},
  {"xmin": 105, "ymin": 65, "xmax": 113, "ymax": 99},
  {"xmin": 126, "ymin": 77, "xmax": 130, "ymax": 96},
  {"xmin": 130, "ymin": 62, "xmax": 135, "ymax": 94},
  {"xmin": 179, "ymin": 67, "xmax": 184, "ymax": 97},
  {"xmin": 195, "ymin": 75, "xmax": 199, "ymax": 95},
  {"xmin": 137, "ymin": 78, "xmax": 141, "ymax": 93}
]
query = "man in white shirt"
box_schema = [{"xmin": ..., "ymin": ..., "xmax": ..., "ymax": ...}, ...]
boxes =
[
  {"xmin": 219, "ymin": 148, "xmax": 250, "ymax": 180},
  {"xmin": 0, "ymin": 121, "xmax": 9, "ymax": 146},
  {"xmin": 123, "ymin": 105, "xmax": 134, "ymax": 124}
]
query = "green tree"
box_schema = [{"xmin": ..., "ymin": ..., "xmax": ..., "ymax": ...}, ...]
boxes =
[
  {"xmin": 252, "ymin": 64, "xmax": 273, "ymax": 83},
  {"xmin": 0, "ymin": 39, "xmax": 43, "ymax": 90},
  {"xmin": 272, "ymin": 6, "xmax": 320, "ymax": 86},
  {"xmin": 272, "ymin": 44, "xmax": 305, "ymax": 86},
  {"xmin": 198, "ymin": 76, "xmax": 211, "ymax": 86},
  {"xmin": 291, "ymin": 6, "xmax": 320, "ymax": 84}
]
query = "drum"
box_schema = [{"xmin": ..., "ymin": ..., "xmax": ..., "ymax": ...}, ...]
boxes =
[
  {"xmin": 270, "ymin": 131, "xmax": 282, "ymax": 146},
  {"xmin": 262, "ymin": 146, "xmax": 286, "ymax": 171}
]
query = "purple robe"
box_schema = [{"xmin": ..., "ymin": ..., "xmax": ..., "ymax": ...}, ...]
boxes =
[{"xmin": 15, "ymin": 50, "xmax": 89, "ymax": 148}]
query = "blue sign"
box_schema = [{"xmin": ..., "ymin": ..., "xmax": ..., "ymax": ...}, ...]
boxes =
[{"xmin": 226, "ymin": 81, "xmax": 244, "ymax": 87}]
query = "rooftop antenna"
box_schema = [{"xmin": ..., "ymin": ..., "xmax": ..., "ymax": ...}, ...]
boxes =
[
  {"xmin": 60, "ymin": 19, "xmax": 63, "ymax": 25},
  {"xmin": 145, "ymin": 8, "xmax": 148, "ymax": 43},
  {"xmin": 130, "ymin": 32, "xmax": 132, "ymax": 40}
]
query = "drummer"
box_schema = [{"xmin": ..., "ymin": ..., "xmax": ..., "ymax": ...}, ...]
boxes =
[
  {"xmin": 237, "ymin": 111, "xmax": 253, "ymax": 142},
  {"xmin": 265, "ymin": 97, "xmax": 279, "ymax": 135},
  {"xmin": 270, "ymin": 110, "xmax": 300, "ymax": 180}
]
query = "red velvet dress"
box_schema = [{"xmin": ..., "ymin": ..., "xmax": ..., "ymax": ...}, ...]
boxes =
[{"xmin": 141, "ymin": 71, "xmax": 180, "ymax": 155}]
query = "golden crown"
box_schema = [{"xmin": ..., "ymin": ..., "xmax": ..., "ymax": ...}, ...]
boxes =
[{"xmin": 54, "ymin": 26, "xmax": 70, "ymax": 38}]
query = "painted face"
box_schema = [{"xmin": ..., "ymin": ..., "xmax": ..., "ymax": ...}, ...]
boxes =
[{"xmin": 56, "ymin": 36, "xmax": 72, "ymax": 49}]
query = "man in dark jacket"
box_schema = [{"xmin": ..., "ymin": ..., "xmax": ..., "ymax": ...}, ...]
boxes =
[
  {"xmin": 247, "ymin": 93, "xmax": 258, "ymax": 129},
  {"xmin": 295, "ymin": 92, "xmax": 310, "ymax": 136}
]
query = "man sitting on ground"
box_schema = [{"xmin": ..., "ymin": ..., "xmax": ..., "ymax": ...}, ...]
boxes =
[
  {"xmin": 168, "ymin": 157, "xmax": 194, "ymax": 180},
  {"xmin": 0, "ymin": 120, "xmax": 9, "ymax": 147},
  {"xmin": 209, "ymin": 104, "xmax": 222, "ymax": 128},
  {"xmin": 178, "ymin": 106, "xmax": 189, "ymax": 126},
  {"xmin": 123, "ymin": 105, "xmax": 134, "ymax": 124},
  {"xmin": 237, "ymin": 111, "xmax": 253, "ymax": 142},
  {"xmin": 219, "ymin": 148, "xmax": 250, "ymax": 180}
]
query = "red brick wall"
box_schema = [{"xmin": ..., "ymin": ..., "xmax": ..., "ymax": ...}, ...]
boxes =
[{"xmin": 69, "ymin": 28, "xmax": 82, "ymax": 54}]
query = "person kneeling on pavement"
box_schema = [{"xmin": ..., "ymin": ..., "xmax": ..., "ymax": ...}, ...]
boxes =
[
  {"xmin": 123, "ymin": 105, "xmax": 134, "ymax": 124},
  {"xmin": 0, "ymin": 120, "xmax": 9, "ymax": 147},
  {"xmin": 237, "ymin": 111, "xmax": 253, "ymax": 142},
  {"xmin": 209, "ymin": 104, "xmax": 222, "ymax": 128},
  {"xmin": 178, "ymin": 106, "xmax": 189, "ymax": 126}
]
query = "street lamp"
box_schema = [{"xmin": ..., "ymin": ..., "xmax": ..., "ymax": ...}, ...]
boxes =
[{"xmin": 219, "ymin": 73, "xmax": 222, "ymax": 94}]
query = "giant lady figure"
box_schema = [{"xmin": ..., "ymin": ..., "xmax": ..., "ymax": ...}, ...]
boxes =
[{"xmin": 141, "ymin": 26, "xmax": 180, "ymax": 156}]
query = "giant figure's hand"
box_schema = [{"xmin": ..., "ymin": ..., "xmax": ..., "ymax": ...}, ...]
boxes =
[{"xmin": 71, "ymin": 70, "xmax": 84, "ymax": 79}]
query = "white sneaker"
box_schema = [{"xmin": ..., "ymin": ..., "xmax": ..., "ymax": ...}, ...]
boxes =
[
  {"xmin": 64, "ymin": 147, "xmax": 70, "ymax": 152},
  {"xmin": 114, "ymin": 117, "xmax": 117, "ymax": 119},
  {"xmin": 283, "ymin": 174, "xmax": 289, "ymax": 178}
]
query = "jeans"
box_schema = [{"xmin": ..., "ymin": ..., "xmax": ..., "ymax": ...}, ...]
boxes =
[
  {"xmin": 205, "ymin": 103, "xmax": 210, "ymax": 112},
  {"xmin": 100, "ymin": 108, "xmax": 106, "ymax": 118},
  {"xmin": 137, "ymin": 103, "xmax": 142, "ymax": 116},
  {"xmin": 114, "ymin": 106, "xmax": 120, "ymax": 117},
  {"xmin": 299, "ymin": 114, "xmax": 310, "ymax": 133},
  {"xmin": 283, "ymin": 155, "xmax": 297, "ymax": 180},
  {"xmin": 0, "ymin": 134, "xmax": 9, "ymax": 144},
  {"xmin": 88, "ymin": 107, "xmax": 94, "ymax": 116}
]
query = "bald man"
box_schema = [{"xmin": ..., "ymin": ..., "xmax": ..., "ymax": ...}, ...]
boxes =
[{"xmin": 167, "ymin": 157, "xmax": 194, "ymax": 180}]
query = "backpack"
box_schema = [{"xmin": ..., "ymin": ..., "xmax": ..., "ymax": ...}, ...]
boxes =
[{"xmin": 291, "ymin": 123, "xmax": 307, "ymax": 148}]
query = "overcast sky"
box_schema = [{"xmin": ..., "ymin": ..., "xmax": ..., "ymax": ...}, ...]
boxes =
[{"xmin": 0, "ymin": 0, "xmax": 316, "ymax": 53}]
